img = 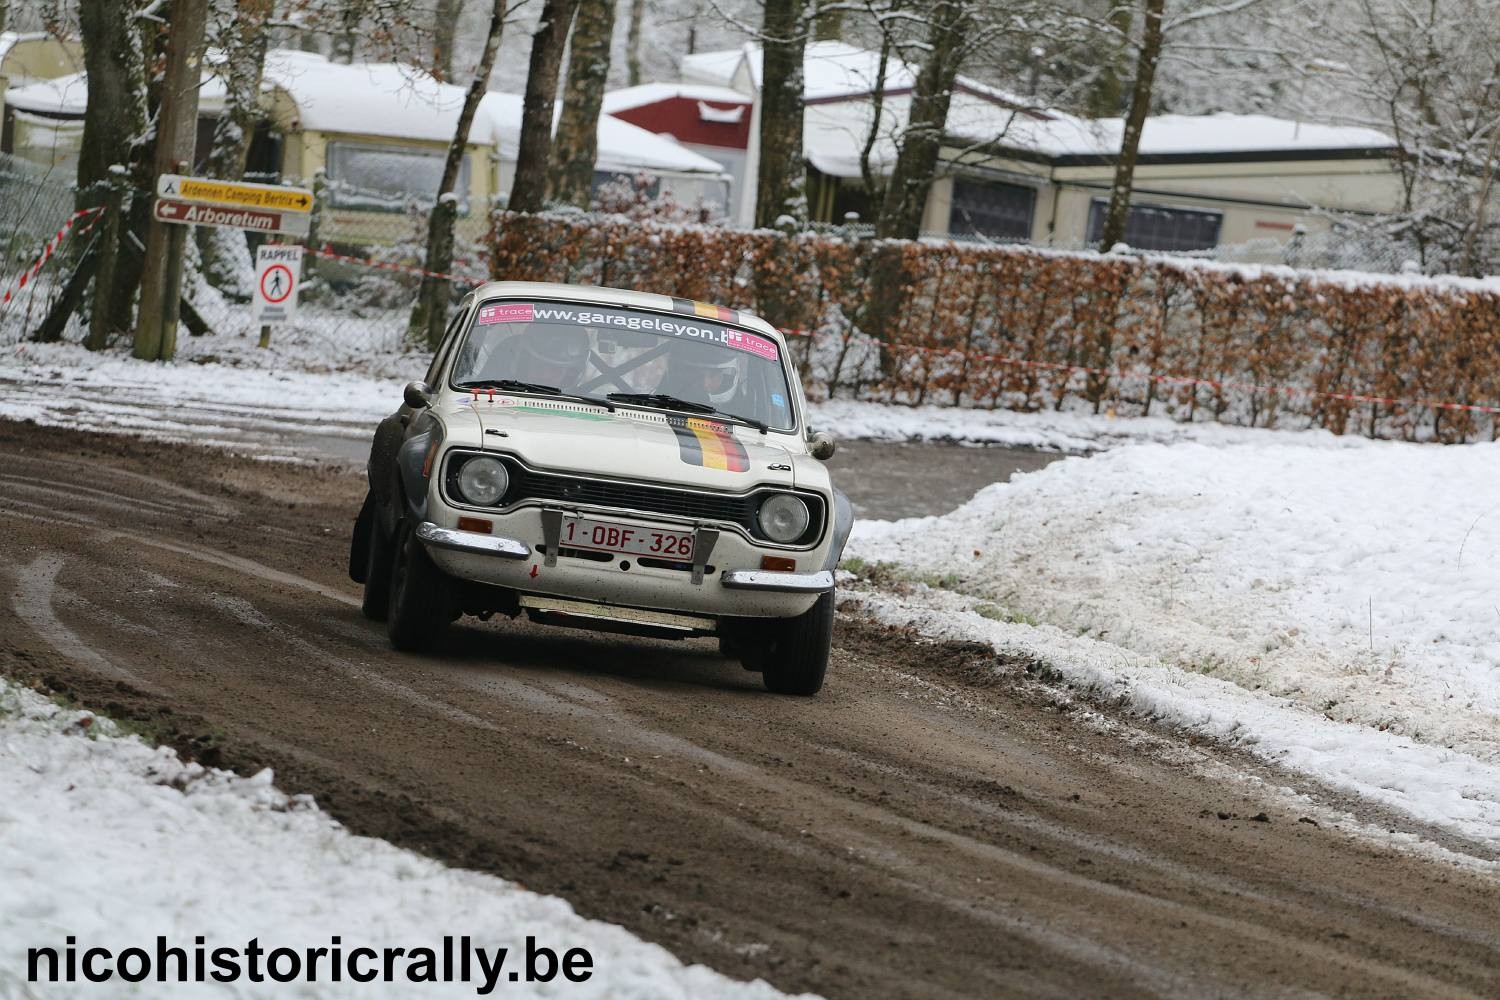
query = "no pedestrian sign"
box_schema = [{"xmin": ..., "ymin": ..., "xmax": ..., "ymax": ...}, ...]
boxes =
[{"xmin": 252, "ymin": 245, "xmax": 303, "ymax": 326}]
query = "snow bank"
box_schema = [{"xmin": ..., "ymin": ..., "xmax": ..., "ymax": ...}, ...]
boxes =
[
  {"xmin": 846, "ymin": 436, "xmax": 1500, "ymax": 847},
  {"xmin": 0, "ymin": 678, "xmax": 808, "ymax": 998}
]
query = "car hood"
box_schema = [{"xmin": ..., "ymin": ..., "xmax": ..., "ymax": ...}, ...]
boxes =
[{"xmin": 448, "ymin": 395, "xmax": 804, "ymax": 491}]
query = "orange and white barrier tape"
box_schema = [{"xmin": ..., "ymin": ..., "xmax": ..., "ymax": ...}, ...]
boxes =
[
  {"xmin": 1, "ymin": 206, "xmax": 105, "ymax": 312},
  {"xmin": 876, "ymin": 339, "xmax": 1500, "ymax": 417}
]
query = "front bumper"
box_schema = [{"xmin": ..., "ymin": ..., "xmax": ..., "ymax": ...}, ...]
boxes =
[{"xmin": 416, "ymin": 512, "xmax": 831, "ymax": 620}]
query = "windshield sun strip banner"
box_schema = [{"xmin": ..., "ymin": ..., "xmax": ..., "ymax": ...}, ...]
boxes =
[
  {"xmin": 473, "ymin": 300, "xmax": 779, "ymax": 362},
  {"xmin": 668, "ymin": 416, "xmax": 749, "ymax": 473}
]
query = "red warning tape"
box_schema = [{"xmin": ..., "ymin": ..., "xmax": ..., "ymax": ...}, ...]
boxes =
[
  {"xmin": 1, "ymin": 206, "xmax": 105, "ymax": 312},
  {"xmin": 306, "ymin": 245, "xmax": 482, "ymax": 286}
]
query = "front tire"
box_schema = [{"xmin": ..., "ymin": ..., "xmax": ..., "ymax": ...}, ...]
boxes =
[
  {"xmin": 760, "ymin": 591, "xmax": 834, "ymax": 696},
  {"xmin": 386, "ymin": 520, "xmax": 452, "ymax": 651}
]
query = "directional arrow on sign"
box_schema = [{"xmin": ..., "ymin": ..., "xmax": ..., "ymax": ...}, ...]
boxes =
[
  {"xmin": 157, "ymin": 174, "xmax": 315, "ymax": 214},
  {"xmin": 153, "ymin": 197, "xmax": 312, "ymax": 236}
]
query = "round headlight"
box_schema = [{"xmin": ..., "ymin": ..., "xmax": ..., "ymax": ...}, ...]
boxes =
[
  {"xmin": 758, "ymin": 493, "xmax": 810, "ymax": 543},
  {"xmin": 457, "ymin": 456, "xmax": 509, "ymax": 506}
]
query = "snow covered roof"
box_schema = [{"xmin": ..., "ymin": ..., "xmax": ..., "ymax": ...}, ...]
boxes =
[
  {"xmin": 804, "ymin": 93, "xmax": 1396, "ymax": 179},
  {"xmin": 477, "ymin": 92, "xmax": 725, "ymax": 176},
  {"xmin": 679, "ymin": 46, "xmax": 752, "ymax": 91},
  {"xmin": 264, "ymin": 50, "xmax": 476, "ymax": 143},
  {"xmin": 4, "ymin": 70, "xmax": 89, "ymax": 115},
  {"xmin": 601, "ymin": 82, "xmax": 748, "ymax": 115}
]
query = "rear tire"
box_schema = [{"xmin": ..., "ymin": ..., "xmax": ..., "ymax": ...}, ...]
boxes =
[
  {"xmin": 360, "ymin": 508, "xmax": 393, "ymax": 621},
  {"xmin": 386, "ymin": 519, "xmax": 452, "ymax": 651},
  {"xmin": 760, "ymin": 591, "xmax": 834, "ymax": 696}
]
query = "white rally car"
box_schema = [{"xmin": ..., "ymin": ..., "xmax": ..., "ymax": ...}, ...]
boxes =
[{"xmin": 349, "ymin": 282, "xmax": 853, "ymax": 695}]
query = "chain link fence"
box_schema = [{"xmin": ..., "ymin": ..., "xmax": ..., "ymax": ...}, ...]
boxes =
[{"xmin": 0, "ymin": 152, "xmax": 86, "ymax": 344}]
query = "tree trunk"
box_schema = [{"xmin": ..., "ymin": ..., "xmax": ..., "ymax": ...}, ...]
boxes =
[
  {"xmin": 77, "ymin": 0, "xmax": 150, "ymax": 339},
  {"xmin": 509, "ymin": 0, "xmax": 581, "ymax": 212},
  {"xmin": 1097, "ymin": 0, "xmax": 1164, "ymax": 251},
  {"xmin": 858, "ymin": 18, "xmax": 897, "ymax": 203},
  {"xmin": 625, "ymin": 0, "xmax": 645, "ymax": 86},
  {"xmin": 0, "ymin": 1, "xmax": 8, "ymax": 36},
  {"xmin": 434, "ymin": 0, "xmax": 464, "ymax": 79},
  {"xmin": 134, "ymin": 0, "xmax": 209, "ymax": 362},
  {"xmin": 875, "ymin": 0, "xmax": 969, "ymax": 239},
  {"xmin": 200, "ymin": 0, "xmax": 271, "ymax": 294},
  {"xmin": 1085, "ymin": 3, "xmax": 1134, "ymax": 118},
  {"xmin": 754, "ymin": 0, "xmax": 809, "ymax": 229},
  {"xmin": 549, "ymin": 0, "xmax": 616, "ymax": 207},
  {"xmin": 205, "ymin": 0, "xmax": 271, "ymax": 180},
  {"xmin": 409, "ymin": 0, "xmax": 506, "ymax": 349}
]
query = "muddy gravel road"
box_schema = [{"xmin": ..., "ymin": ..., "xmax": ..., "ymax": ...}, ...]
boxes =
[{"xmin": 3, "ymin": 419, "xmax": 1498, "ymax": 999}]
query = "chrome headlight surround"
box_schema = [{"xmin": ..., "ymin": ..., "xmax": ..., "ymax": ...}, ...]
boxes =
[
  {"xmin": 757, "ymin": 493, "xmax": 811, "ymax": 544},
  {"xmin": 453, "ymin": 455, "xmax": 510, "ymax": 506}
]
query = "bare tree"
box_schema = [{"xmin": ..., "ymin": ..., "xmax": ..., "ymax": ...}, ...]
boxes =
[
  {"xmin": 625, "ymin": 0, "xmax": 645, "ymax": 85},
  {"xmin": 1096, "ymin": 0, "xmax": 1162, "ymax": 249},
  {"xmin": 409, "ymin": 0, "xmax": 507, "ymax": 347},
  {"xmin": 1277, "ymin": 0, "xmax": 1500, "ymax": 274},
  {"xmin": 754, "ymin": 0, "xmax": 811, "ymax": 228},
  {"xmin": 434, "ymin": 0, "xmax": 465, "ymax": 78},
  {"xmin": 875, "ymin": 0, "xmax": 974, "ymax": 238},
  {"xmin": 509, "ymin": 0, "xmax": 581, "ymax": 211},
  {"xmin": 77, "ymin": 0, "xmax": 150, "ymax": 344},
  {"xmin": 549, "ymin": 0, "xmax": 617, "ymax": 206}
]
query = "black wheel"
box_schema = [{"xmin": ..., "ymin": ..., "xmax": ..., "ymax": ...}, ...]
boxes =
[
  {"xmin": 386, "ymin": 519, "xmax": 452, "ymax": 651},
  {"xmin": 760, "ymin": 591, "xmax": 834, "ymax": 696},
  {"xmin": 360, "ymin": 507, "xmax": 393, "ymax": 621}
]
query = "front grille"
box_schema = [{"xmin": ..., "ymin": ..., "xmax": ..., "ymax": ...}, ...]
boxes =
[{"xmin": 510, "ymin": 467, "xmax": 756, "ymax": 527}]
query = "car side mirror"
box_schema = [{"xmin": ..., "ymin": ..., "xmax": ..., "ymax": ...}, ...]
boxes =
[
  {"xmin": 403, "ymin": 380, "xmax": 432, "ymax": 410},
  {"xmin": 808, "ymin": 430, "xmax": 836, "ymax": 460}
]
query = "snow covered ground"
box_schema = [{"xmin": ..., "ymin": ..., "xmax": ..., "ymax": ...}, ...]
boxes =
[
  {"xmin": 846, "ymin": 435, "xmax": 1500, "ymax": 853},
  {"xmin": 0, "ymin": 677, "xmax": 807, "ymax": 998}
]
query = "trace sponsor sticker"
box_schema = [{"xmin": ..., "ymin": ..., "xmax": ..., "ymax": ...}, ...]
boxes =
[
  {"xmin": 722, "ymin": 328, "xmax": 779, "ymax": 361},
  {"xmin": 477, "ymin": 302, "xmax": 536, "ymax": 325}
]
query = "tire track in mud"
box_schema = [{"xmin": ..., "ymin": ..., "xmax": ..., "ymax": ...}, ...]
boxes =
[{"xmin": 2, "ymin": 418, "xmax": 1499, "ymax": 1000}]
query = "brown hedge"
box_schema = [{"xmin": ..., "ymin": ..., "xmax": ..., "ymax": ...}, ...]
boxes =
[{"xmin": 489, "ymin": 211, "xmax": 1500, "ymax": 442}]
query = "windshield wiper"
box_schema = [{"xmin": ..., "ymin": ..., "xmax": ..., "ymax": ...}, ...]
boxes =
[
  {"xmin": 606, "ymin": 393, "xmax": 769, "ymax": 433},
  {"xmin": 457, "ymin": 378, "xmax": 615, "ymax": 412}
]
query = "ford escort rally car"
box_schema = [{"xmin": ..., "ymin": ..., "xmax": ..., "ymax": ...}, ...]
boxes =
[{"xmin": 349, "ymin": 281, "xmax": 853, "ymax": 695}]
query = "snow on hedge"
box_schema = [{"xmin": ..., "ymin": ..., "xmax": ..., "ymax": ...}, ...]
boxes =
[
  {"xmin": 846, "ymin": 435, "xmax": 1500, "ymax": 849},
  {"xmin": 0, "ymin": 679, "xmax": 808, "ymax": 998}
]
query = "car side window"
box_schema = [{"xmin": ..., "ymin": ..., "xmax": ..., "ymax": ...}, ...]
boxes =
[{"xmin": 424, "ymin": 306, "xmax": 470, "ymax": 385}]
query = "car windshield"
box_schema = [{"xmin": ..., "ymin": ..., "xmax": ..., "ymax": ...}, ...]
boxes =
[{"xmin": 450, "ymin": 300, "xmax": 797, "ymax": 431}]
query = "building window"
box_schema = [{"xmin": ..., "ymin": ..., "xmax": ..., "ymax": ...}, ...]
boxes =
[
  {"xmin": 949, "ymin": 177, "xmax": 1036, "ymax": 241},
  {"xmin": 324, "ymin": 142, "xmax": 469, "ymax": 213},
  {"xmin": 1087, "ymin": 199, "xmax": 1221, "ymax": 252}
]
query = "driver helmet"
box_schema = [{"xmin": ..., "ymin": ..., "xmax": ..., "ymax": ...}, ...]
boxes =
[
  {"xmin": 514, "ymin": 325, "xmax": 590, "ymax": 387},
  {"xmin": 664, "ymin": 339, "xmax": 742, "ymax": 406}
]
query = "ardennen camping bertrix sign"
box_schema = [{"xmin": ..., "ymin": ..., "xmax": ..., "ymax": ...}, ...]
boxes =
[{"xmin": 153, "ymin": 174, "xmax": 314, "ymax": 237}]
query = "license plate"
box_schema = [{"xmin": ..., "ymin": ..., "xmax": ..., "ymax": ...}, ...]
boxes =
[{"xmin": 561, "ymin": 516, "xmax": 694, "ymax": 560}]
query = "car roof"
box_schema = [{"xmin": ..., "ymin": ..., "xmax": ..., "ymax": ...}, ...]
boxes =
[{"xmin": 467, "ymin": 280, "xmax": 785, "ymax": 343}]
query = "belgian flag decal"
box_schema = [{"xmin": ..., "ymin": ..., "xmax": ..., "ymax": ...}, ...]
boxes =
[{"xmin": 668, "ymin": 417, "xmax": 750, "ymax": 472}]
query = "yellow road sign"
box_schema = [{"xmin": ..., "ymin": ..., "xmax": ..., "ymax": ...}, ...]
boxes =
[{"xmin": 156, "ymin": 174, "xmax": 314, "ymax": 214}]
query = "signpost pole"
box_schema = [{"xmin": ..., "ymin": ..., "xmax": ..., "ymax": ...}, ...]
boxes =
[
  {"xmin": 160, "ymin": 161, "xmax": 190, "ymax": 360},
  {"xmin": 134, "ymin": 0, "xmax": 207, "ymax": 362}
]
